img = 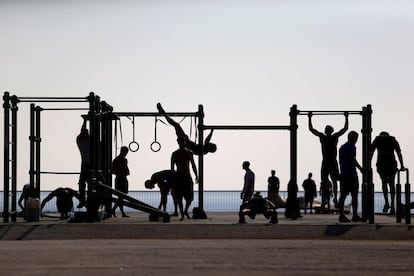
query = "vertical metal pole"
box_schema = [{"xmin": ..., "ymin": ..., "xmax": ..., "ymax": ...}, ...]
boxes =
[
  {"xmin": 11, "ymin": 101, "xmax": 18, "ymax": 222},
  {"xmin": 29, "ymin": 104, "xmax": 35, "ymax": 198},
  {"xmin": 361, "ymin": 107, "xmax": 367, "ymax": 221},
  {"xmin": 101, "ymin": 102, "xmax": 113, "ymax": 217},
  {"xmin": 362, "ymin": 105, "xmax": 374, "ymax": 223},
  {"xmin": 286, "ymin": 105, "xmax": 299, "ymax": 218},
  {"xmin": 35, "ymin": 106, "xmax": 41, "ymax": 198},
  {"xmin": 3, "ymin": 92, "xmax": 11, "ymax": 223},
  {"xmin": 366, "ymin": 105, "xmax": 374, "ymax": 224},
  {"xmin": 197, "ymin": 104, "xmax": 204, "ymax": 211},
  {"xmin": 404, "ymin": 169, "xmax": 410, "ymax": 224},
  {"xmin": 396, "ymin": 171, "xmax": 402, "ymax": 223}
]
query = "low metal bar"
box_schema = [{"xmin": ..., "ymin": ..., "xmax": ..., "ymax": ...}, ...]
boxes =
[{"xmin": 202, "ymin": 125, "xmax": 291, "ymax": 130}]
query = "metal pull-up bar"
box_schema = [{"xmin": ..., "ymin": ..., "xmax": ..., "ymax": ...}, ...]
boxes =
[
  {"xmin": 16, "ymin": 96, "xmax": 88, "ymax": 103},
  {"xmin": 202, "ymin": 125, "xmax": 291, "ymax": 130},
  {"xmin": 112, "ymin": 112, "xmax": 200, "ymax": 117},
  {"xmin": 298, "ymin": 110, "xmax": 362, "ymax": 116}
]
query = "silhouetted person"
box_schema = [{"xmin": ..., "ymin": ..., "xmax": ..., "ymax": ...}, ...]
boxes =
[
  {"xmin": 40, "ymin": 187, "xmax": 81, "ymax": 220},
  {"xmin": 111, "ymin": 146, "xmax": 130, "ymax": 217},
  {"xmin": 320, "ymin": 179, "xmax": 333, "ymax": 211},
  {"xmin": 145, "ymin": 170, "xmax": 178, "ymax": 216},
  {"xmin": 76, "ymin": 119, "xmax": 90, "ymax": 208},
  {"xmin": 157, "ymin": 103, "xmax": 217, "ymax": 155},
  {"xmin": 171, "ymin": 136, "xmax": 198, "ymax": 221},
  {"xmin": 302, "ymin": 173, "xmax": 317, "ymax": 214},
  {"xmin": 338, "ymin": 131, "xmax": 364, "ymax": 223},
  {"xmin": 239, "ymin": 192, "xmax": 278, "ymax": 224},
  {"xmin": 241, "ymin": 161, "xmax": 255, "ymax": 202},
  {"xmin": 309, "ymin": 112, "xmax": 348, "ymax": 207},
  {"xmin": 18, "ymin": 183, "xmax": 30, "ymax": 213},
  {"xmin": 267, "ymin": 170, "xmax": 280, "ymax": 205},
  {"xmin": 370, "ymin": 131, "xmax": 405, "ymax": 214}
]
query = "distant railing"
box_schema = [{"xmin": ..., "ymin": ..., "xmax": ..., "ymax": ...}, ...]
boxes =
[{"xmin": 1, "ymin": 191, "xmax": 413, "ymax": 214}]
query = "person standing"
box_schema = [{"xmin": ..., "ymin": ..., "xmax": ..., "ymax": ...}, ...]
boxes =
[
  {"xmin": 338, "ymin": 131, "xmax": 364, "ymax": 223},
  {"xmin": 370, "ymin": 131, "xmax": 405, "ymax": 214},
  {"xmin": 241, "ymin": 161, "xmax": 255, "ymax": 202},
  {"xmin": 171, "ymin": 136, "xmax": 198, "ymax": 221},
  {"xmin": 267, "ymin": 170, "xmax": 280, "ymax": 205},
  {"xmin": 309, "ymin": 112, "xmax": 348, "ymax": 208},
  {"xmin": 76, "ymin": 119, "xmax": 90, "ymax": 208},
  {"xmin": 302, "ymin": 173, "xmax": 317, "ymax": 214},
  {"xmin": 111, "ymin": 146, "xmax": 130, "ymax": 217}
]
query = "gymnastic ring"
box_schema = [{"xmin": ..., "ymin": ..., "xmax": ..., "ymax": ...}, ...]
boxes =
[
  {"xmin": 150, "ymin": 141, "xmax": 161, "ymax": 152},
  {"xmin": 129, "ymin": 141, "xmax": 139, "ymax": 152}
]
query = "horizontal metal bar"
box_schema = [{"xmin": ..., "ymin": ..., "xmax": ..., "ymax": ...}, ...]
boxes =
[
  {"xmin": 298, "ymin": 110, "xmax": 362, "ymax": 115},
  {"xmin": 113, "ymin": 112, "xmax": 199, "ymax": 117},
  {"xmin": 39, "ymin": 171, "xmax": 80, "ymax": 175},
  {"xmin": 39, "ymin": 108, "xmax": 89, "ymax": 111},
  {"xmin": 18, "ymin": 96, "xmax": 87, "ymax": 100},
  {"xmin": 18, "ymin": 99, "xmax": 88, "ymax": 103},
  {"xmin": 202, "ymin": 125, "xmax": 291, "ymax": 130}
]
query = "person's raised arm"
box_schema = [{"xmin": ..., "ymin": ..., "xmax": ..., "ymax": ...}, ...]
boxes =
[
  {"xmin": 308, "ymin": 112, "xmax": 323, "ymax": 137},
  {"xmin": 335, "ymin": 112, "xmax": 349, "ymax": 137}
]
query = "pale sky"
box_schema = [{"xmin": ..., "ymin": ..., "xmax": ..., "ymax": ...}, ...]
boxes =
[{"xmin": 1, "ymin": 0, "xmax": 414, "ymax": 193}]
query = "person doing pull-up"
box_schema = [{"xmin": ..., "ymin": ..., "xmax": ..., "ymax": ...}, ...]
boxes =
[
  {"xmin": 157, "ymin": 103, "xmax": 217, "ymax": 156},
  {"xmin": 309, "ymin": 112, "xmax": 349, "ymax": 208}
]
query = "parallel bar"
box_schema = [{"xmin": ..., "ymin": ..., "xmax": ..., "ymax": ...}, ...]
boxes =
[{"xmin": 202, "ymin": 125, "xmax": 291, "ymax": 130}]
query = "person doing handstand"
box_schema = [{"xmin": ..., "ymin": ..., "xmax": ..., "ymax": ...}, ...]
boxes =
[{"xmin": 157, "ymin": 103, "xmax": 216, "ymax": 155}]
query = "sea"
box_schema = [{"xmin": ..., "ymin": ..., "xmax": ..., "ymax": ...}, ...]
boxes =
[{"xmin": 2, "ymin": 190, "xmax": 413, "ymax": 214}]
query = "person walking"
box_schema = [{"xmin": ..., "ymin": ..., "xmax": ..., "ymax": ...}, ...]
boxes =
[
  {"xmin": 338, "ymin": 131, "xmax": 364, "ymax": 223},
  {"xmin": 241, "ymin": 161, "xmax": 255, "ymax": 202}
]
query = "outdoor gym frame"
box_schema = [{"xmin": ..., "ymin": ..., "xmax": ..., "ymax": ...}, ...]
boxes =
[
  {"xmin": 2, "ymin": 92, "xmax": 98, "ymax": 222},
  {"xmin": 3, "ymin": 92, "xmax": 409, "ymax": 225}
]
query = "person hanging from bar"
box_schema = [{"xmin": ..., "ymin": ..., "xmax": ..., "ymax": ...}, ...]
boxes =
[
  {"xmin": 76, "ymin": 118, "xmax": 90, "ymax": 208},
  {"xmin": 157, "ymin": 103, "xmax": 217, "ymax": 155},
  {"xmin": 370, "ymin": 131, "xmax": 405, "ymax": 215},
  {"xmin": 308, "ymin": 112, "xmax": 348, "ymax": 208}
]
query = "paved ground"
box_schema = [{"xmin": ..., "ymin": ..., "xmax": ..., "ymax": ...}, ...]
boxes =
[{"xmin": 1, "ymin": 212, "xmax": 413, "ymax": 275}]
